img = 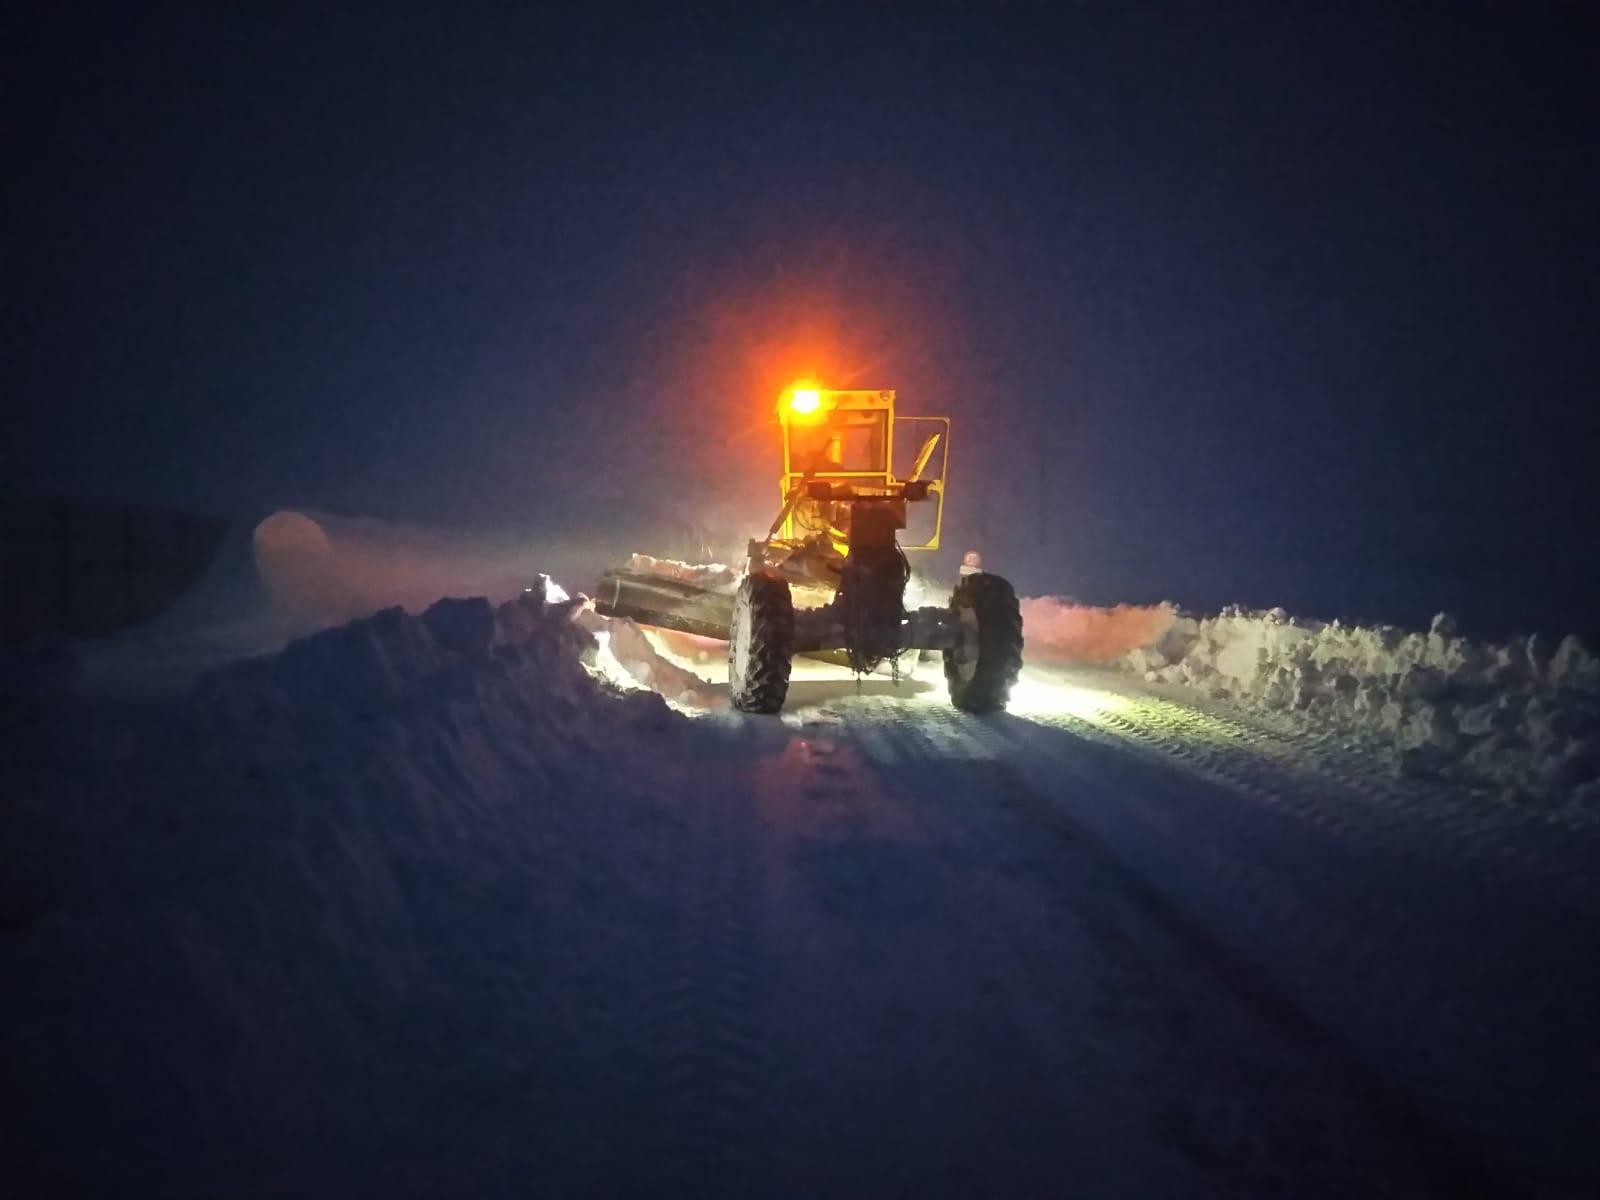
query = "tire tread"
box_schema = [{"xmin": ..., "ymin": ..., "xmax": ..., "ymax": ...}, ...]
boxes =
[
  {"xmin": 729, "ymin": 573, "xmax": 794, "ymax": 713},
  {"xmin": 943, "ymin": 573, "xmax": 1023, "ymax": 713}
]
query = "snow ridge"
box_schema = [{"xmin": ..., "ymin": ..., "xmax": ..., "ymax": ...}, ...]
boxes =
[
  {"xmin": 2, "ymin": 582, "xmax": 690, "ymax": 1194},
  {"xmin": 1114, "ymin": 607, "xmax": 1600, "ymax": 806}
]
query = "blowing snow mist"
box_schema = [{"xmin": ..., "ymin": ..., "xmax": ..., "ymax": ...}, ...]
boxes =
[
  {"xmin": 252, "ymin": 510, "xmax": 546, "ymax": 628},
  {"xmin": 1020, "ymin": 597, "xmax": 1176, "ymax": 665}
]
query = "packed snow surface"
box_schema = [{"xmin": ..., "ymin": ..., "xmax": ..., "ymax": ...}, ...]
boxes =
[{"xmin": 6, "ymin": 574, "xmax": 1600, "ymax": 1196}]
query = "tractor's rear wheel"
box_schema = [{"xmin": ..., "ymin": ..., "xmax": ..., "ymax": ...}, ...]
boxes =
[
  {"xmin": 729, "ymin": 571, "xmax": 794, "ymax": 713},
  {"xmin": 944, "ymin": 572, "xmax": 1023, "ymax": 713}
]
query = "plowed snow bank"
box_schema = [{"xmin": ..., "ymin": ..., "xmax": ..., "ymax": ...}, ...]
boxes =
[
  {"xmin": 2, "ymin": 580, "xmax": 692, "ymax": 1193},
  {"xmin": 1114, "ymin": 607, "xmax": 1600, "ymax": 806}
]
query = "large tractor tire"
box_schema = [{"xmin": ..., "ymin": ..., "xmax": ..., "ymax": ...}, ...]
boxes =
[
  {"xmin": 729, "ymin": 571, "xmax": 795, "ymax": 713},
  {"xmin": 944, "ymin": 572, "xmax": 1023, "ymax": 713}
]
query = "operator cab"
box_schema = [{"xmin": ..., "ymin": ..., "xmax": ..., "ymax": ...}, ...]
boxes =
[{"xmin": 776, "ymin": 386, "xmax": 948, "ymax": 554}]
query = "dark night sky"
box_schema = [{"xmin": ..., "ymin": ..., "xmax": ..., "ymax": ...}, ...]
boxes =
[{"xmin": 4, "ymin": 3, "xmax": 1595, "ymax": 623}]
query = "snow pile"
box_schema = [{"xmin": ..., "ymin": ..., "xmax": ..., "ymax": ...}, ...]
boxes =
[
  {"xmin": 185, "ymin": 576, "xmax": 663, "ymax": 736},
  {"xmin": 1021, "ymin": 596, "xmax": 1177, "ymax": 664},
  {"xmin": 624, "ymin": 553, "xmax": 739, "ymax": 593},
  {"xmin": 577, "ymin": 608, "xmax": 726, "ymax": 710},
  {"xmin": 2, "ymin": 579, "xmax": 695, "ymax": 1192},
  {"xmin": 1117, "ymin": 607, "xmax": 1600, "ymax": 805}
]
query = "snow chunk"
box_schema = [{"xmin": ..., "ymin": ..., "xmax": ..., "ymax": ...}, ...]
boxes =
[
  {"xmin": 624, "ymin": 554, "xmax": 739, "ymax": 594},
  {"xmin": 574, "ymin": 605, "xmax": 725, "ymax": 711}
]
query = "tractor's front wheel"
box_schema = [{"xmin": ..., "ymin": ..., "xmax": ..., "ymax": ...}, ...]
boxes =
[
  {"xmin": 944, "ymin": 572, "xmax": 1023, "ymax": 713},
  {"xmin": 729, "ymin": 571, "xmax": 794, "ymax": 713}
]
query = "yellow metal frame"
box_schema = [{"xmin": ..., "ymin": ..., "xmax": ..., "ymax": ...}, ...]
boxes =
[{"xmin": 776, "ymin": 388, "xmax": 948, "ymax": 552}]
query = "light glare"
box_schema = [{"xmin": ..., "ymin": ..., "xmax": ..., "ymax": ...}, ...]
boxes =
[{"xmin": 1006, "ymin": 675, "xmax": 1129, "ymax": 719}]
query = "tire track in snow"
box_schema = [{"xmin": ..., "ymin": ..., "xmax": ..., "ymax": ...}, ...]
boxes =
[
  {"xmin": 634, "ymin": 754, "xmax": 772, "ymax": 1198},
  {"xmin": 980, "ymin": 689, "xmax": 1598, "ymax": 1198},
  {"xmin": 757, "ymin": 711, "xmax": 1220, "ymax": 1197},
  {"xmin": 982, "ymin": 760, "xmax": 1479, "ymax": 1200},
  {"xmin": 811, "ymin": 703, "xmax": 1462, "ymax": 1197},
  {"xmin": 1076, "ymin": 669, "xmax": 1600, "ymax": 902}
]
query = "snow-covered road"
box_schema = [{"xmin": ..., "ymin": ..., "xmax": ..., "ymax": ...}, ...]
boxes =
[
  {"xmin": 6, "ymin": 597, "xmax": 1597, "ymax": 1197},
  {"xmin": 619, "ymin": 660, "xmax": 1600, "ymax": 1198}
]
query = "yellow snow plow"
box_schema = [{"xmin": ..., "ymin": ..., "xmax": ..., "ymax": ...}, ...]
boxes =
[{"xmin": 596, "ymin": 384, "xmax": 1022, "ymax": 714}]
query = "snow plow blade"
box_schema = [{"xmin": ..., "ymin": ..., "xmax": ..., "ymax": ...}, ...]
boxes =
[{"xmin": 593, "ymin": 569, "xmax": 735, "ymax": 641}]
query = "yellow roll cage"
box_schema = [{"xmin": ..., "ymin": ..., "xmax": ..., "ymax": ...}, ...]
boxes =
[{"xmin": 775, "ymin": 387, "xmax": 948, "ymax": 553}]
